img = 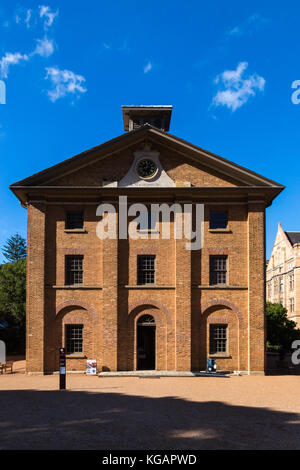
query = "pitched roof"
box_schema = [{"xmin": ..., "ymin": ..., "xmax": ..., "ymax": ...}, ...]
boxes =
[{"xmin": 285, "ymin": 232, "xmax": 300, "ymax": 246}]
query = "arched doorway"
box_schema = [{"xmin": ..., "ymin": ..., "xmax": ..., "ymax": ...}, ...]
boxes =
[{"xmin": 137, "ymin": 315, "xmax": 156, "ymax": 370}]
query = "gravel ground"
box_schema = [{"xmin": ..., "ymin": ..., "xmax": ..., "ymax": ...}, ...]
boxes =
[{"xmin": 0, "ymin": 359, "xmax": 299, "ymax": 450}]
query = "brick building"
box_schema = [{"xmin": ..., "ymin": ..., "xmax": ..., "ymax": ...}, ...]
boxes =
[
  {"xmin": 266, "ymin": 222, "xmax": 300, "ymax": 326},
  {"xmin": 10, "ymin": 106, "xmax": 283, "ymax": 374}
]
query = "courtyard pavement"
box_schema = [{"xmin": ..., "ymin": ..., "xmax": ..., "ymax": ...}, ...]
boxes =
[{"xmin": 0, "ymin": 359, "xmax": 299, "ymax": 450}]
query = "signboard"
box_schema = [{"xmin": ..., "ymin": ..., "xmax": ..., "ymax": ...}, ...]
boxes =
[
  {"xmin": 59, "ymin": 348, "xmax": 66, "ymax": 389},
  {"xmin": 86, "ymin": 359, "xmax": 97, "ymax": 375},
  {"xmin": 0, "ymin": 340, "xmax": 6, "ymax": 365}
]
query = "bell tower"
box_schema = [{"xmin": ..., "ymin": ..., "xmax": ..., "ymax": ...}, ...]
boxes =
[{"xmin": 122, "ymin": 105, "xmax": 172, "ymax": 132}]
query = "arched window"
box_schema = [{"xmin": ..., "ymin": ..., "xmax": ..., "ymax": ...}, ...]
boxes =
[{"xmin": 137, "ymin": 315, "xmax": 155, "ymax": 325}]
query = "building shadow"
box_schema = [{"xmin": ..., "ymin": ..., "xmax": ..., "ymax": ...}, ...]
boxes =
[
  {"xmin": 266, "ymin": 352, "xmax": 300, "ymax": 375},
  {"xmin": 0, "ymin": 388, "xmax": 299, "ymax": 450}
]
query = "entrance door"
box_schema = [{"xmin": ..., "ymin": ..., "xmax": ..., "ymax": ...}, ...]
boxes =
[{"xmin": 137, "ymin": 315, "xmax": 156, "ymax": 370}]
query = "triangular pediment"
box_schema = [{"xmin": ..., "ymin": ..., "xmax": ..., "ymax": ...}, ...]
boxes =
[{"xmin": 10, "ymin": 126, "xmax": 284, "ymax": 202}]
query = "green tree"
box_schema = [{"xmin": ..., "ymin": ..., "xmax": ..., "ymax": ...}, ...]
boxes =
[
  {"xmin": 2, "ymin": 233, "xmax": 26, "ymax": 262},
  {"xmin": 0, "ymin": 259, "xmax": 26, "ymax": 331},
  {"xmin": 266, "ymin": 301, "xmax": 300, "ymax": 350}
]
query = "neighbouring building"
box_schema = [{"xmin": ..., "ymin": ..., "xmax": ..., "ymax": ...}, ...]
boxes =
[
  {"xmin": 10, "ymin": 106, "xmax": 284, "ymax": 375},
  {"xmin": 266, "ymin": 222, "xmax": 300, "ymax": 326}
]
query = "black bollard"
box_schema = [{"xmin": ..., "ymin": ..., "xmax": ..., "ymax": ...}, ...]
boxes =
[{"xmin": 59, "ymin": 347, "xmax": 66, "ymax": 390}]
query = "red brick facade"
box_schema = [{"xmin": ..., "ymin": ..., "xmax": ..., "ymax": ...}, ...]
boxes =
[{"xmin": 10, "ymin": 123, "xmax": 283, "ymax": 375}]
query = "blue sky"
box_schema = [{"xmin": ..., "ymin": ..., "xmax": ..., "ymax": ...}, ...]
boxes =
[{"xmin": 0, "ymin": 0, "xmax": 299, "ymax": 261}]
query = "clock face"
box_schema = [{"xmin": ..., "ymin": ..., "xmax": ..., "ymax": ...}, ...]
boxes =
[{"xmin": 136, "ymin": 159, "xmax": 158, "ymax": 179}]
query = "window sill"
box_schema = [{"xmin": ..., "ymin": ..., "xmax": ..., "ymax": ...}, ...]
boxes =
[
  {"xmin": 209, "ymin": 354, "xmax": 231, "ymax": 359},
  {"xmin": 66, "ymin": 354, "xmax": 86, "ymax": 359},
  {"xmin": 193, "ymin": 285, "xmax": 248, "ymax": 290},
  {"xmin": 209, "ymin": 229, "xmax": 232, "ymax": 233},
  {"xmin": 51, "ymin": 285, "xmax": 102, "ymax": 290},
  {"xmin": 64, "ymin": 229, "xmax": 88, "ymax": 233},
  {"xmin": 123, "ymin": 285, "xmax": 175, "ymax": 290}
]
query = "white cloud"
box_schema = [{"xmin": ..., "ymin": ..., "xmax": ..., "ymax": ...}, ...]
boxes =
[
  {"xmin": 32, "ymin": 37, "xmax": 54, "ymax": 57},
  {"xmin": 101, "ymin": 40, "xmax": 130, "ymax": 53},
  {"xmin": 15, "ymin": 8, "xmax": 34, "ymax": 29},
  {"xmin": 25, "ymin": 9, "xmax": 32, "ymax": 28},
  {"xmin": 39, "ymin": 5, "xmax": 58, "ymax": 29},
  {"xmin": 143, "ymin": 61, "xmax": 152, "ymax": 74},
  {"xmin": 228, "ymin": 13, "xmax": 269, "ymax": 37},
  {"xmin": 228, "ymin": 26, "xmax": 241, "ymax": 36},
  {"xmin": 45, "ymin": 67, "xmax": 87, "ymax": 102},
  {"xmin": 0, "ymin": 38, "xmax": 54, "ymax": 80},
  {"xmin": 0, "ymin": 9, "xmax": 56, "ymax": 80},
  {"xmin": 213, "ymin": 62, "xmax": 265, "ymax": 112},
  {"xmin": 0, "ymin": 52, "xmax": 29, "ymax": 79}
]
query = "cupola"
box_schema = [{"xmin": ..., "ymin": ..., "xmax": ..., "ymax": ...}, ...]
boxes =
[{"xmin": 122, "ymin": 105, "xmax": 172, "ymax": 132}]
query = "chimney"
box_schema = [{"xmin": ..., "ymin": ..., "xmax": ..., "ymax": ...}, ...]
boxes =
[{"xmin": 122, "ymin": 105, "xmax": 172, "ymax": 132}]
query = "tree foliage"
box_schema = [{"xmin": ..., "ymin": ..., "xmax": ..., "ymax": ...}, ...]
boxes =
[
  {"xmin": 0, "ymin": 259, "xmax": 26, "ymax": 330},
  {"xmin": 266, "ymin": 301, "xmax": 300, "ymax": 350},
  {"xmin": 2, "ymin": 233, "xmax": 26, "ymax": 262}
]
